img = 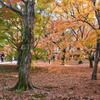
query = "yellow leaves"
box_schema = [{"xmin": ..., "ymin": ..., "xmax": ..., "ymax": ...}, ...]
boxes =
[
  {"xmin": 48, "ymin": 19, "xmax": 67, "ymax": 34},
  {"xmin": 96, "ymin": 30, "xmax": 100, "ymax": 42},
  {"xmin": 37, "ymin": 0, "xmax": 55, "ymax": 10},
  {"xmin": 81, "ymin": 30, "xmax": 96, "ymax": 49},
  {"xmin": 95, "ymin": 29, "xmax": 100, "ymax": 35},
  {"xmin": 53, "ymin": 6, "xmax": 64, "ymax": 14}
]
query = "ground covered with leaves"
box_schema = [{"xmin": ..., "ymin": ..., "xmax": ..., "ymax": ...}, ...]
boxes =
[{"xmin": 0, "ymin": 61, "xmax": 100, "ymax": 100}]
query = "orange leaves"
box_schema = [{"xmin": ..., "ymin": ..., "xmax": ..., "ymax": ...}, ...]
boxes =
[
  {"xmin": 0, "ymin": 7, "xmax": 8, "ymax": 11},
  {"xmin": 0, "ymin": 7, "xmax": 14, "ymax": 18},
  {"xmin": 1, "ymin": 0, "xmax": 23, "ymax": 6},
  {"xmin": 48, "ymin": 18, "xmax": 84, "ymax": 35},
  {"xmin": 5, "ymin": 0, "xmax": 22, "ymax": 3},
  {"xmin": 3, "ymin": 13, "xmax": 13, "ymax": 18},
  {"xmin": 0, "ymin": 7, "xmax": 15, "ymax": 18},
  {"xmin": 0, "ymin": 0, "xmax": 23, "ymax": 18},
  {"xmin": 48, "ymin": 19, "xmax": 69, "ymax": 34}
]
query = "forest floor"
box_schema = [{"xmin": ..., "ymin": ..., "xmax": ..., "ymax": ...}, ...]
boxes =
[{"xmin": 0, "ymin": 61, "xmax": 100, "ymax": 100}]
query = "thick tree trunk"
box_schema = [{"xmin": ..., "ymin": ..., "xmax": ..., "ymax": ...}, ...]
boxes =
[
  {"xmin": 16, "ymin": 44, "xmax": 22, "ymax": 70},
  {"xmin": 9, "ymin": 1, "xmax": 36, "ymax": 91}
]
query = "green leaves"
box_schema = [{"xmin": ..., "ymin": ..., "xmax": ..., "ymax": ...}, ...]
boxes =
[
  {"xmin": 32, "ymin": 48, "xmax": 48, "ymax": 60},
  {"xmin": 37, "ymin": 0, "xmax": 54, "ymax": 10}
]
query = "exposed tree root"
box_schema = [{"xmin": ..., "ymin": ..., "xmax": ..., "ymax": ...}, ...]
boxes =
[{"xmin": 6, "ymin": 81, "xmax": 39, "ymax": 91}]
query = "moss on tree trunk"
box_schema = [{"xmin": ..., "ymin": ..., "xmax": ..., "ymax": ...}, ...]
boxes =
[{"xmin": 8, "ymin": 1, "xmax": 36, "ymax": 91}]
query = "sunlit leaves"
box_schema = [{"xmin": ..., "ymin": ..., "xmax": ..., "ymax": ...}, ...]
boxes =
[{"xmin": 36, "ymin": 0, "xmax": 55, "ymax": 10}]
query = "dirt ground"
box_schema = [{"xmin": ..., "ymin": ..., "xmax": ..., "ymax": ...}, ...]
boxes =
[{"xmin": 0, "ymin": 61, "xmax": 100, "ymax": 100}]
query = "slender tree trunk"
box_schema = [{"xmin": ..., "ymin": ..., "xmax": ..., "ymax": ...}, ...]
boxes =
[
  {"xmin": 91, "ymin": 35, "xmax": 100, "ymax": 80},
  {"xmin": 91, "ymin": 50, "xmax": 99, "ymax": 80},
  {"xmin": 61, "ymin": 48, "xmax": 66, "ymax": 65},
  {"xmin": 88, "ymin": 56, "xmax": 93, "ymax": 68},
  {"xmin": 91, "ymin": 0, "xmax": 100, "ymax": 80},
  {"xmin": 10, "ymin": 1, "xmax": 36, "ymax": 90},
  {"xmin": 91, "ymin": 37, "xmax": 100, "ymax": 80}
]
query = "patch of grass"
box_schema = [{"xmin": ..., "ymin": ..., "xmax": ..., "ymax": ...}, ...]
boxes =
[{"xmin": 32, "ymin": 93, "xmax": 47, "ymax": 98}]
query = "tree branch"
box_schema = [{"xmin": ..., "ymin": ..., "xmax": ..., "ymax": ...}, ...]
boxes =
[
  {"xmin": 0, "ymin": 0, "xmax": 23, "ymax": 16},
  {"xmin": 80, "ymin": 20, "xmax": 96, "ymax": 30},
  {"xmin": 70, "ymin": 14, "xmax": 96, "ymax": 30}
]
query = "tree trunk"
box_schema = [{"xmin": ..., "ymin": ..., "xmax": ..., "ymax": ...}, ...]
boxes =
[
  {"xmin": 91, "ymin": 51, "xmax": 99, "ymax": 80},
  {"xmin": 61, "ymin": 48, "xmax": 66, "ymax": 65},
  {"xmin": 16, "ymin": 43, "xmax": 22, "ymax": 70},
  {"xmin": 91, "ymin": 0, "xmax": 100, "ymax": 80},
  {"xmin": 9, "ymin": 1, "xmax": 36, "ymax": 91},
  {"xmin": 89, "ymin": 56, "xmax": 93, "ymax": 68},
  {"xmin": 91, "ymin": 38, "xmax": 100, "ymax": 79}
]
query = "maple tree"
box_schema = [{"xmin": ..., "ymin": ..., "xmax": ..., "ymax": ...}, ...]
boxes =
[
  {"xmin": 90, "ymin": 0, "xmax": 100, "ymax": 80},
  {"xmin": 45, "ymin": 0, "xmax": 95, "ymax": 65},
  {"xmin": 72, "ymin": 26, "xmax": 96, "ymax": 67},
  {"xmin": 47, "ymin": 19, "xmax": 96, "ymax": 66}
]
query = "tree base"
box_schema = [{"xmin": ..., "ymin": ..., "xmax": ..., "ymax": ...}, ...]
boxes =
[
  {"xmin": 6, "ymin": 80, "xmax": 38, "ymax": 91},
  {"xmin": 91, "ymin": 74, "xmax": 97, "ymax": 80}
]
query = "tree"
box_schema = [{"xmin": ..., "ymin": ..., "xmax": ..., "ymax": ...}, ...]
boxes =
[
  {"xmin": 0, "ymin": 0, "xmax": 35, "ymax": 90},
  {"xmin": 71, "ymin": 25, "xmax": 96, "ymax": 68},
  {"xmin": 91, "ymin": 0, "xmax": 100, "ymax": 80}
]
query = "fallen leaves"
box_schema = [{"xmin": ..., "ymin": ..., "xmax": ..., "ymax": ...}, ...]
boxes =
[{"xmin": 0, "ymin": 62, "xmax": 100, "ymax": 100}]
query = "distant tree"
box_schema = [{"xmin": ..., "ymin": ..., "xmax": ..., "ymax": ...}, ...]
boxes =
[{"xmin": 91, "ymin": 0, "xmax": 100, "ymax": 80}]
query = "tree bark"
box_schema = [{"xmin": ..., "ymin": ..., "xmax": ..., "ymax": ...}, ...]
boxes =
[
  {"xmin": 10, "ymin": 0, "xmax": 36, "ymax": 91},
  {"xmin": 61, "ymin": 48, "xmax": 66, "ymax": 65},
  {"xmin": 16, "ymin": 43, "xmax": 23, "ymax": 70},
  {"xmin": 91, "ymin": 50, "xmax": 99, "ymax": 80},
  {"xmin": 91, "ymin": 36, "xmax": 100, "ymax": 80},
  {"xmin": 88, "ymin": 56, "xmax": 93, "ymax": 68},
  {"xmin": 91, "ymin": 0, "xmax": 100, "ymax": 80}
]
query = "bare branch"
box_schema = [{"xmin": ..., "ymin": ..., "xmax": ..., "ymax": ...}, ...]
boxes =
[
  {"xmin": 71, "ymin": 27, "xmax": 78, "ymax": 41},
  {"xmin": 80, "ymin": 20, "xmax": 96, "ymax": 30}
]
